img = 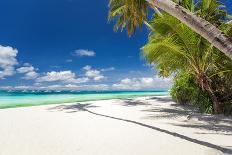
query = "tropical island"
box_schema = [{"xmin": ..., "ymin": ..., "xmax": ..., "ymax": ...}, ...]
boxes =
[{"xmin": 0, "ymin": 0, "xmax": 232, "ymax": 155}]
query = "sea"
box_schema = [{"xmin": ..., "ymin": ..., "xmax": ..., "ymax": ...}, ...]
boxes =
[{"xmin": 0, "ymin": 90, "xmax": 169, "ymax": 109}]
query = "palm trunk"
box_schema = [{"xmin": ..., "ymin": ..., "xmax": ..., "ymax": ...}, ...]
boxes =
[
  {"xmin": 198, "ymin": 74, "xmax": 223, "ymax": 114},
  {"xmin": 146, "ymin": 0, "xmax": 232, "ymax": 60},
  {"xmin": 204, "ymin": 81, "xmax": 223, "ymax": 114}
]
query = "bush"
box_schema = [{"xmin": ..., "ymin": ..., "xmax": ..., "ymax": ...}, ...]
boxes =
[
  {"xmin": 170, "ymin": 72, "xmax": 194, "ymax": 104},
  {"xmin": 170, "ymin": 72, "xmax": 213, "ymax": 113}
]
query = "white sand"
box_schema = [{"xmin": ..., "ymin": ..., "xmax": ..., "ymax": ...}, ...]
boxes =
[{"xmin": 0, "ymin": 96, "xmax": 232, "ymax": 155}]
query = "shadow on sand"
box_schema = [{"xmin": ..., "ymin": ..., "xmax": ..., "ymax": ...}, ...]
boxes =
[
  {"xmin": 142, "ymin": 105, "xmax": 232, "ymax": 133},
  {"xmin": 121, "ymin": 99, "xmax": 148, "ymax": 107},
  {"xmin": 149, "ymin": 96, "xmax": 173, "ymax": 103},
  {"xmin": 48, "ymin": 103, "xmax": 232, "ymax": 154}
]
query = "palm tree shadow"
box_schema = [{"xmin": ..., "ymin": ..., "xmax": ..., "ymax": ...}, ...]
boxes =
[
  {"xmin": 48, "ymin": 103, "xmax": 232, "ymax": 154},
  {"xmin": 121, "ymin": 99, "xmax": 148, "ymax": 107},
  {"xmin": 149, "ymin": 96, "xmax": 173, "ymax": 103},
  {"xmin": 48, "ymin": 103, "xmax": 99, "ymax": 113},
  {"xmin": 142, "ymin": 104, "xmax": 232, "ymax": 133}
]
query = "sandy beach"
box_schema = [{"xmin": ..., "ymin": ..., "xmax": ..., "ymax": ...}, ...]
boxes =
[{"xmin": 0, "ymin": 96, "xmax": 232, "ymax": 155}]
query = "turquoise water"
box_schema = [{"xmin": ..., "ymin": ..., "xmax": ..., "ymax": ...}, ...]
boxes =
[{"xmin": 0, "ymin": 91, "xmax": 169, "ymax": 109}]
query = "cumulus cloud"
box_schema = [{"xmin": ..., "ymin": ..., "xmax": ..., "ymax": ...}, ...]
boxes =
[
  {"xmin": 67, "ymin": 77, "xmax": 89, "ymax": 83},
  {"xmin": 0, "ymin": 86, "xmax": 13, "ymax": 90},
  {"xmin": 83, "ymin": 65, "xmax": 92, "ymax": 70},
  {"xmin": 73, "ymin": 49, "xmax": 95, "ymax": 57},
  {"xmin": 17, "ymin": 63, "xmax": 39, "ymax": 80},
  {"xmin": 0, "ymin": 45, "xmax": 18, "ymax": 79},
  {"xmin": 83, "ymin": 65, "xmax": 105, "ymax": 81},
  {"xmin": 112, "ymin": 76, "xmax": 172, "ymax": 90},
  {"xmin": 46, "ymin": 84, "xmax": 109, "ymax": 91},
  {"xmin": 36, "ymin": 70, "xmax": 89, "ymax": 84},
  {"xmin": 37, "ymin": 71, "xmax": 75, "ymax": 82},
  {"xmin": 14, "ymin": 85, "xmax": 31, "ymax": 90},
  {"xmin": 7, "ymin": 83, "xmax": 109, "ymax": 91},
  {"xmin": 4, "ymin": 75, "xmax": 171, "ymax": 91}
]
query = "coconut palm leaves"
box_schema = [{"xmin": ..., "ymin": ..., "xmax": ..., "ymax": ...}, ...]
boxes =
[
  {"xmin": 108, "ymin": 0, "xmax": 148, "ymax": 36},
  {"xmin": 142, "ymin": 13, "xmax": 232, "ymax": 113},
  {"xmin": 173, "ymin": 0, "xmax": 195, "ymax": 12},
  {"xmin": 196, "ymin": 0, "xmax": 228, "ymax": 26},
  {"xmin": 174, "ymin": 0, "xmax": 228, "ymax": 25},
  {"xmin": 108, "ymin": 0, "xmax": 232, "ymax": 60},
  {"xmin": 142, "ymin": 14, "xmax": 209, "ymax": 77}
]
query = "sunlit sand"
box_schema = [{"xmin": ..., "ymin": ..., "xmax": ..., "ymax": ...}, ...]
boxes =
[{"xmin": 0, "ymin": 96, "xmax": 231, "ymax": 155}]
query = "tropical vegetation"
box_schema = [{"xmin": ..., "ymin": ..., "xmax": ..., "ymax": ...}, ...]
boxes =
[
  {"xmin": 108, "ymin": 0, "xmax": 232, "ymax": 115},
  {"xmin": 108, "ymin": 0, "xmax": 232, "ymax": 60}
]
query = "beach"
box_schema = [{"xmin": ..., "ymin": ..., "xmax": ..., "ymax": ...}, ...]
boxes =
[{"xmin": 0, "ymin": 96, "xmax": 232, "ymax": 155}]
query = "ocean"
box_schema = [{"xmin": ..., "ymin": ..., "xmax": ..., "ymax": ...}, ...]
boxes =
[{"xmin": 0, "ymin": 90, "xmax": 169, "ymax": 109}]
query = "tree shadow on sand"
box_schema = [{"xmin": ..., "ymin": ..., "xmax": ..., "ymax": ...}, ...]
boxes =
[
  {"xmin": 48, "ymin": 103, "xmax": 99, "ymax": 113},
  {"xmin": 142, "ymin": 104, "xmax": 198, "ymax": 119},
  {"xmin": 140, "ymin": 100, "xmax": 232, "ymax": 133},
  {"xmin": 149, "ymin": 96, "xmax": 173, "ymax": 103},
  {"xmin": 48, "ymin": 103, "xmax": 232, "ymax": 154},
  {"xmin": 142, "ymin": 106, "xmax": 232, "ymax": 133},
  {"xmin": 120, "ymin": 99, "xmax": 149, "ymax": 107}
]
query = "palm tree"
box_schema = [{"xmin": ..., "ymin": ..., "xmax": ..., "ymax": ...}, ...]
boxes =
[
  {"xmin": 108, "ymin": 0, "xmax": 232, "ymax": 60},
  {"xmin": 142, "ymin": 13, "xmax": 232, "ymax": 114}
]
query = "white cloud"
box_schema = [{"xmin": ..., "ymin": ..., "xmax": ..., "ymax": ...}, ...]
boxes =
[
  {"xmin": 48, "ymin": 84, "xmax": 109, "ymax": 91},
  {"xmin": 73, "ymin": 49, "xmax": 95, "ymax": 57},
  {"xmin": 101, "ymin": 67, "xmax": 115, "ymax": 72},
  {"xmin": 0, "ymin": 86, "xmax": 13, "ymax": 90},
  {"xmin": 0, "ymin": 45, "xmax": 18, "ymax": 79},
  {"xmin": 37, "ymin": 71, "xmax": 75, "ymax": 82},
  {"xmin": 17, "ymin": 63, "xmax": 39, "ymax": 80},
  {"xmin": 24, "ymin": 71, "xmax": 38, "ymax": 80},
  {"xmin": 83, "ymin": 65, "xmax": 105, "ymax": 81},
  {"xmin": 67, "ymin": 77, "xmax": 89, "ymax": 83},
  {"xmin": 36, "ymin": 70, "xmax": 89, "ymax": 84},
  {"xmin": 4, "ymin": 75, "xmax": 171, "ymax": 91},
  {"xmin": 85, "ymin": 70, "xmax": 103, "ymax": 80},
  {"xmin": 14, "ymin": 85, "xmax": 31, "ymax": 90},
  {"xmin": 34, "ymin": 82, "xmax": 42, "ymax": 86},
  {"xmin": 17, "ymin": 66, "xmax": 34, "ymax": 73},
  {"xmin": 8, "ymin": 84, "xmax": 109, "ymax": 91},
  {"xmin": 35, "ymin": 65, "xmax": 106, "ymax": 85},
  {"xmin": 83, "ymin": 65, "xmax": 92, "ymax": 70},
  {"xmin": 66, "ymin": 59, "xmax": 73, "ymax": 63},
  {"xmin": 112, "ymin": 76, "xmax": 172, "ymax": 90}
]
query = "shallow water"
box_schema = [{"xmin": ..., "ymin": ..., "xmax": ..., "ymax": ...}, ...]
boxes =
[{"xmin": 0, "ymin": 91, "xmax": 169, "ymax": 108}]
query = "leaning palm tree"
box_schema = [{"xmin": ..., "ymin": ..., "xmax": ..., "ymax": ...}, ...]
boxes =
[
  {"xmin": 142, "ymin": 13, "xmax": 232, "ymax": 114},
  {"xmin": 108, "ymin": 0, "xmax": 232, "ymax": 60}
]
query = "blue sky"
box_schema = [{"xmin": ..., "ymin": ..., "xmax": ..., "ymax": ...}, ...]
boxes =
[{"xmin": 0, "ymin": 0, "xmax": 231, "ymax": 91}]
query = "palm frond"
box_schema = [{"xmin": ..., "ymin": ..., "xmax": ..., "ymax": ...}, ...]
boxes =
[{"xmin": 108, "ymin": 0, "xmax": 148, "ymax": 36}]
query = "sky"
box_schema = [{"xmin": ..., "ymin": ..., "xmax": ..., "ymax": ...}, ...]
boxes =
[{"xmin": 0, "ymin": 0, "xmax": 231, "ymax": 91}]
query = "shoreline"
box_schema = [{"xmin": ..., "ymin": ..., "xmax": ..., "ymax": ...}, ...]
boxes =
[
  {"xmin": 0, "ymin": 92, "xmax": 169, "ymax": 109},
  {"xmin": 0, "ymin": 96, "xmax": 231, "ymax": 155},
  {"xmin": 4, "ymin": 95, "xmax": 170, "ymax": 108}
]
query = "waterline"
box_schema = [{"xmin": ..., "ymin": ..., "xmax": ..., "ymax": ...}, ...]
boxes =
[{"xmin": 0, "ymin": 91, "xmax": 169, "ymax": 109}]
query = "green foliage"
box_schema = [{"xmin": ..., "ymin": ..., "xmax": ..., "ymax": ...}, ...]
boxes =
[
  {"xmin": 173, "ymin": 0, "xmax": 195, "ymax": 12},
  {"xmin": 142, "ymin": 12, "xmax": 232, "ymax": 114},
  {"xmin": 108, "ymin": 0, "xmax": 148, "ymax": 36},
  {"xmin": 108, "ymin": 0, "xmax": 232, "ymax": 114},
  {"xmin": 173, "ymin": 0, "xmax": 229, "ymax": 26},
  {"xmin": 170, "ymin": 72, "xmax": 195, "ymax": 104},
  {"xmin": 170, "ymin": 72, "xmax": 213, "ymax": 113},
  {"xmin": 195, "ymin": 0, "xmax": 228, "ymax": 26},
  {"xmin": 142, "ymin": 13, "xmax": 211, "ymax": 78}
]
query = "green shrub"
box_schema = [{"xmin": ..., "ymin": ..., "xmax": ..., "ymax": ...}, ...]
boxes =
[
  {"xmin": 170, "ymin": 72, "xmax": 194, "ymax": 104},
  {"xmin": 170, "ymin": 72, "xmax": 213, "ymax": 113}
]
